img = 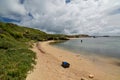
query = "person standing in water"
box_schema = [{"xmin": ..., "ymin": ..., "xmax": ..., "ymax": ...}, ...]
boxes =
[{"xmin": 81, "ymin": 40, "xmax": 83, "ymax": 43}]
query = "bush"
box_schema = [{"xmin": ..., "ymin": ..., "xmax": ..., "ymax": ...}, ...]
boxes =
[
  {"xmin": 0, "ymin": 40, "xmax": 15, "ymax": 49},
  {"xmin": 0, "ymin": 22, "xmax": 68, "ymax": 80},
  {"xmin": 0, "ymin": 49, "xmax": 36, "ymax": 80}
]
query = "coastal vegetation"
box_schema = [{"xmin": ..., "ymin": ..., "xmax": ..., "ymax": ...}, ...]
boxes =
[
  {"xmin": 66, "ymin": 34, "xmax": 90, "ymax": 38},
  {"xmin": 0, "ymin": 22, "xmax": 68, "ymax": 80}
]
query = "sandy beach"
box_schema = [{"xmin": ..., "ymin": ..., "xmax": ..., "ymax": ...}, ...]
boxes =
[{"xmin": 26, "ymin": 41, "xmax": 120, "ymax": 80}]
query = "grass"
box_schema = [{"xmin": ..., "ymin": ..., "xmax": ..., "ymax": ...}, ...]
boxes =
[{"xmin": 0, "ymin": 22, "xmax": 68, "ymax": 80}]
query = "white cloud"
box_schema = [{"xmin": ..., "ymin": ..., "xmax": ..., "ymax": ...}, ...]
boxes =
[
  {"xmin": 0, "ymin": 0, "xmax": 27, "ymax": 20},
  {"xmin": 0, "ymin": 0, "xmax": 120, "ymax": 35}
]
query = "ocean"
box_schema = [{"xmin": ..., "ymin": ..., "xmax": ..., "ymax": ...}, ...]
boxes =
[{"xmin": 54, "ymin": 37, "xmax": 120, "ymax": 59}]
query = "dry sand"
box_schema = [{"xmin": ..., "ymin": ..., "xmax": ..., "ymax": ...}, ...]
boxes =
[{"xmin": 26, "ymin": 41, "xmax": 120, "ymax": 80}]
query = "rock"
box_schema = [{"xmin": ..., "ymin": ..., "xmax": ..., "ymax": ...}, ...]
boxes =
[
  {"xmin": 81, "ymin": 77, "xmax": 88, "ymax": 80},
  {"xmin": 89, "ymin": 74, "xmax": 94, "ymax": 78},
  {"xmin": 61, "ymin": 61, "xmax": 70, "ymax": 68}
]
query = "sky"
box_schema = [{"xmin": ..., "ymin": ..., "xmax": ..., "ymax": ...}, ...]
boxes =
[{"xmin": 0, "ymin": 0, "xmax": 120, "ymax": 36}]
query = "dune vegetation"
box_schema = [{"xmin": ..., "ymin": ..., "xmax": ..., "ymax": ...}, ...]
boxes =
[{"xmin": 0, "ymin": 22, "xmax": 68, "ymax": 80}]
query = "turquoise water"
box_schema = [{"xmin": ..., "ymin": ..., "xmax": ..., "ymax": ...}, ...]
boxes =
[{"xmin": 54, "ymin": 37, "xmax": 120, "ymax": 59}]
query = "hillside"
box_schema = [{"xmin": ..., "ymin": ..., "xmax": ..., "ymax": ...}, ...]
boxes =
[
  {"xmin": 0, "ymin": 22, "xmax": 68, "ymax": 80},
  {"xmin": 66, "ymin": 34, "xmax": 90, "ymax": 38}
]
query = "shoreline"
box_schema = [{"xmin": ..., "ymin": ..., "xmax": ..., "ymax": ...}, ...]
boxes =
[{"xmin": 26, "ymin": 41, "xmax": 120, "ymax": 80}]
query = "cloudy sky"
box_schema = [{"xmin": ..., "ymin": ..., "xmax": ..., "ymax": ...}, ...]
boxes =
[{"xmin": 0, "ymin": 0, "xmax": 120, "ymax": 36}]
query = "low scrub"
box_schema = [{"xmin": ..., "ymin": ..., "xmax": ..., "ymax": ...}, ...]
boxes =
[{"xmin": 0, "ymin": 22, "xmax": 68, "ymax": 80}]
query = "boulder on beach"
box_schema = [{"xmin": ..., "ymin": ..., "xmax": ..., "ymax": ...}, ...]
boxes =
[{"xmin": 61, "ymin": 61, "xmax": 70, "ymax": 68}]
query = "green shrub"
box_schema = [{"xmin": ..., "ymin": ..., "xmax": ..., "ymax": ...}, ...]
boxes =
[
  {"xmin": 0, "ymin": 22, "xmax": 68, "ymax": 80},
  {"xmin": 0, "ymin": 40, "xmax": 15, "ymax": 49},
  {"xmin": 0, "ymin": 49, "xmax": 36, "ymax": 80}
]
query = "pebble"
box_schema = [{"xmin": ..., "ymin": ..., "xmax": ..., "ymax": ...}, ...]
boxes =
[
  {"xmin": 81, "ymin": 77, "xmax": 88, "ymax": 80},
  {"xmin": 89, "ymin": 74, "xmax": 94, "ymax": 78}
]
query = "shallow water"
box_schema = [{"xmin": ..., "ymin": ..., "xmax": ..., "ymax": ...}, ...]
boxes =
[
  {"xmin": 54, "ymin": 37, "xmax": 120, "ymax": 59},
  {"xmin": 53, "ymin": 37, "xmax": 120, "ymax": 78}
]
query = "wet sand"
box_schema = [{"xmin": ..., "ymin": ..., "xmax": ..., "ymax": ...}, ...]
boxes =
[{"xmin": 26, "ymin": 41, "xmax": 120, "ymax": 80}]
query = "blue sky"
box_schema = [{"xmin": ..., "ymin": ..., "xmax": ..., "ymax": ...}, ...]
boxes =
[
  {"xmin": 110, "ymin": 8, "xmax": 120, "ymax": 15},
  {"xmin": 0, "ymin": 17, "xmax": 20, "ymax": 22},
  {"xmin": 65, "ymin": 0, "xmax": 71, "ymax": 3},
  {"xmin": 0, "ymin": 0, "xmax": 120, "ymax": 36},
  {"xmin": 19, "ymin": 0, "xmax": 25, "ymax": 4}
]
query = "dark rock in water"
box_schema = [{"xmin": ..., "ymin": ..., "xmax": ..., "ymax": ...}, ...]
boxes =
[{"xmin": 61, "ymin": 61, "xmax": 70, "ymax": 68}]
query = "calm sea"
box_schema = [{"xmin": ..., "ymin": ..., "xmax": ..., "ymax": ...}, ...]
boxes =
[{"xmin": 54, "ymin": 37, "xmax": 120, "ymax": 59}]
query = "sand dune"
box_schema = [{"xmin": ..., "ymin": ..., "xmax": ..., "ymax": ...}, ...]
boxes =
[{"xmin": 26, "ymin": 41, "xmax": 120, "ymax": 80}]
